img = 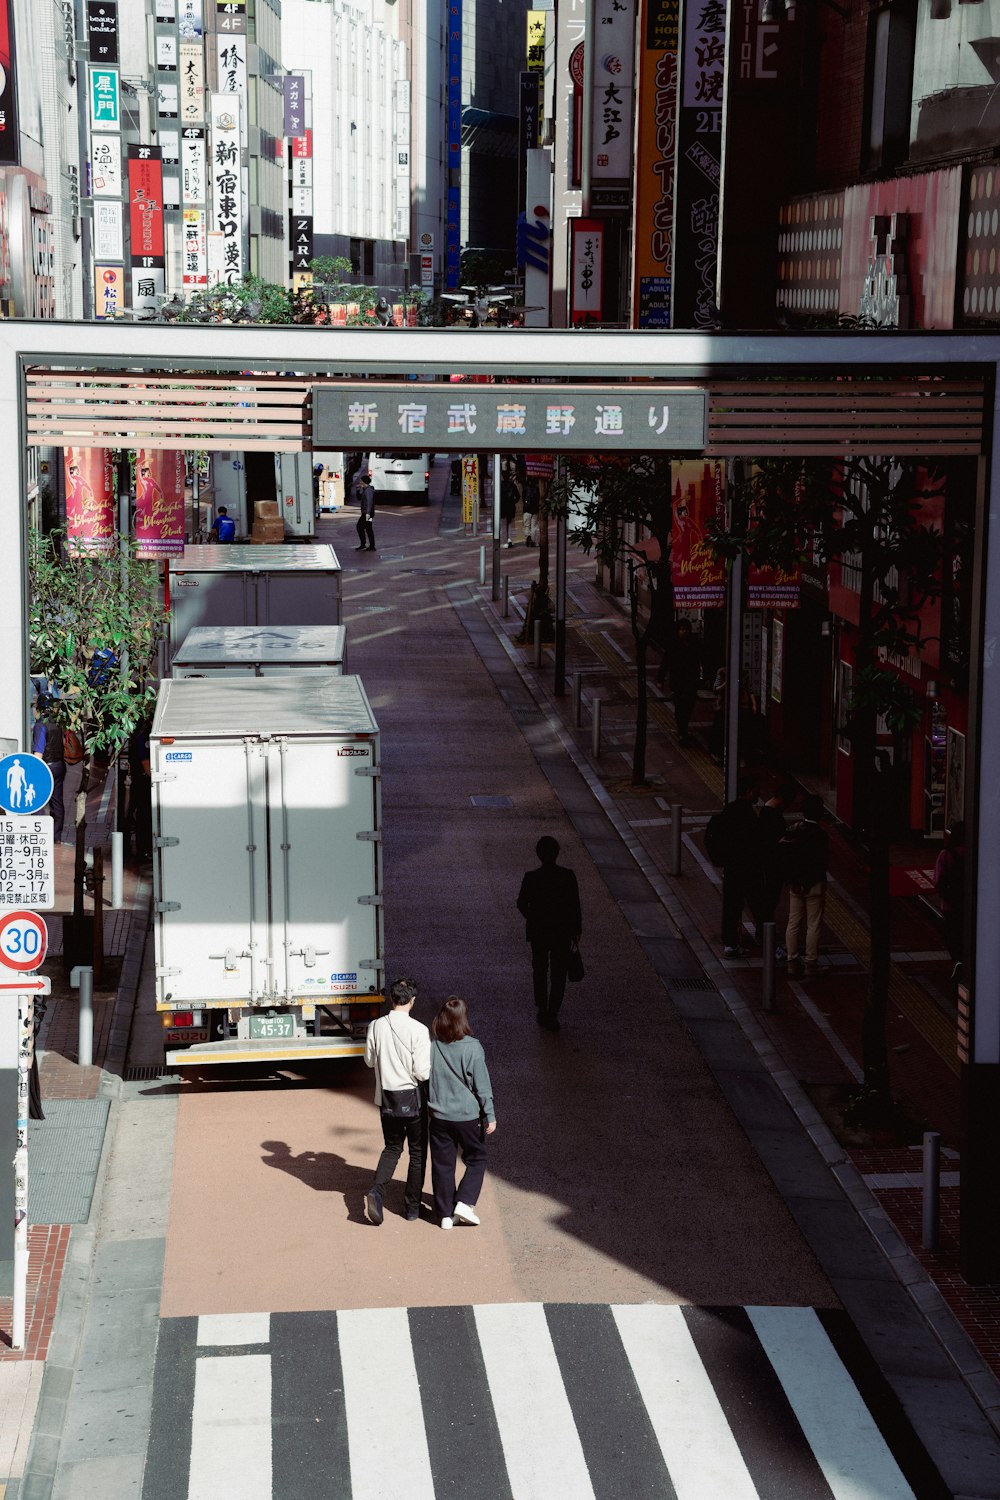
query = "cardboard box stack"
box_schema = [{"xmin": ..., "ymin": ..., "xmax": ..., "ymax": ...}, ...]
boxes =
[{"xmin": 251, "ymin": 499, "xmax": 284, "ymax": 544}]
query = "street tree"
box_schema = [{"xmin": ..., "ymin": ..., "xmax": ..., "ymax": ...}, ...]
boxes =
[
  {"xmin": 713, "ymin": 453, "xmax": 947, "ymax": 1118},
  {"xmin": 28, "ymin": 528, "xmax": 167, "ymax": 919},
  {"xmin": 549, "ymin": 453, "xmax": 674, "ymax": 785}
]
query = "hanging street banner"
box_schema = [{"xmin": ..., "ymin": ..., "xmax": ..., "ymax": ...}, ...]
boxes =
[
  {"xmin": 632, "ymin": 0, "xmax": 679, "ymax": 327},
  {"xmin": 135, "ymin": 448, "xmax": 185, "ymax": 557},
  {"xmin": 64, "ymin": 447, "xmax": 115, "ymax": 552},
  {"xmin": 671, "ymin": 458, "xmax": 726, "ymax": 606},
  {"xmin": 314, "ymin": 384, "xmax": 707, "ymax": 453}
]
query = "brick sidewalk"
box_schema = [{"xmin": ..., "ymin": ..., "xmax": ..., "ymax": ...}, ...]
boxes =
[{"xmin": 484, "ymin": 535, "xmax": 1000, "ymax": 1377}]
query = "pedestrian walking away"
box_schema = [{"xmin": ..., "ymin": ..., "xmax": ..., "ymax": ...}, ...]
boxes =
[
  {"xmin": 706, "ymin": 779, "xmax": 763, "ymax": 957},
  {"xmin": 427, "ymin": 997, "xmax": 496, "ymax": 1229},
  {"xmin": 31, "ymin": 693, "xmax": 66, "ymax": 843},
  {"xmin": 364, "ymin": 977, "xmax": 431, "ymax": 1224},
  {"xmin": 522, "ymin": 475, "xmax": 540, "ymax": 546},
  {"xmin": 658, "ymin": 617, "xmax": 701, "ymax": 745},
  {"xmin": 209, "ymin": 505, "xmax": 236, "ymax": 543},
  {"xmin": 516, "ymin": 835, "xmax": 582, "ymax": 1030},
  {"xmin": 354, "ymin": 468, "xmax": 377, "ymax": 552},
  {"xmin": 782, "ymin": 794, "xmax": 830, "ymax": 978}
]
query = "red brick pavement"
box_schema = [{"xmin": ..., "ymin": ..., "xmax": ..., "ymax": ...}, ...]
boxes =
[{"xmin": 0, "ymin": 1226, "xmax": 71, "ymax": 1359}]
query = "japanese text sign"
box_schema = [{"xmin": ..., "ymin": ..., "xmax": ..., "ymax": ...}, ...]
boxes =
[{"xmin": 0, "ymin": 818, "xmax": 54, "ymax": 911}]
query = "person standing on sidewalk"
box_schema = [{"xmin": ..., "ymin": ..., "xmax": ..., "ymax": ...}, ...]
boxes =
[
  {"xmin": 354, "ymin": 469, "xmax": 376, "ymax": 552},
  {"xmin": 657, "ymin": 618, "xmax": 701, "ymax": 745},
  {"xmin": 712, "ymin": 780, "xmax": 762, "ymax": 958},
  {"xmin": 428, "ymin": 997, "xmax": 496, "ymax": 1230},
  {"xmin": 522, "ymin": 476, "xmax": 540, "ymax": 547},
  {"xmin": 364, "ymin": 978, "xmax": 430, "ymax": 1224},
  {"xmin": 782, "ymin": 794, "xmax": 830, "ymax": 978},
  {"xmin": 516, "ymin": 835, "xmax": 582, "ymax": 1030}
]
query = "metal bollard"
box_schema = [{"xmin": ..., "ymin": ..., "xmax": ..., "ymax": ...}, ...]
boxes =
[
  {"xmin": 591, "ymin": 699, "xmax": 602, "ymax": 757},
  {"xmin": 761, "ymin": 922, "xmax": 776, "ymax": 1012},
  {"xmin": 502, "ymin": 574, "xmax": 510, "ymax": 619},
  {"xmin": 533, "ymin": 619, "xmax": 542, "ymax": 667},
  {"xmin": 573, "ymin": 672, "xmax": 583, "ymax": 728},
  {"xmin": 479, "ymin": 545, "xmax": 486, "ymax": 586},
  {"xmin": 78, "ymin": 965, "xmax": 94, "ymax": 1068},
  {"xmin": 669, "ymin": 803, "xmax": 683, "ymax": 876},
  {"xmin": 922, "ymin": 1131, "xmax": 941, "ymax": 1252},
  {"xmin": 111, "ymin": 831, "xmax": 124, "ymax": 910}
]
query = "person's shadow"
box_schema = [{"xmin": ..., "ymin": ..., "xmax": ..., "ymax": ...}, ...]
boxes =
[{"xmin": 260, "ymin": 1140, "xmax": 375, "ymax": 1224}]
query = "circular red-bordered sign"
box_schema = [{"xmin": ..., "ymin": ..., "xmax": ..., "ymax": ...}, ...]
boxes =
[{"xmin": 0, "ymin": 911, "xmax": 48, "ymax": 972}]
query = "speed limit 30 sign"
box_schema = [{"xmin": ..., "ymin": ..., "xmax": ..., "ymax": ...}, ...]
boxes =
[{"xmin": 0, "ymin": 910, "xmax": 48, "ymax": 971}]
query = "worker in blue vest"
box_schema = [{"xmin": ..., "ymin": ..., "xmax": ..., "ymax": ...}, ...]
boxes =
[{"xmin": 210, "ymin": 506, "xmax": 237, "ymax": 543}]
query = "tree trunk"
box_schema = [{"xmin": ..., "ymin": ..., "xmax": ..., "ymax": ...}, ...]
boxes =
[
  {"xmin": 633, "ymin": 633, "xmax": 649, "ymax": 785},
  {"xmin": 73, "ymin": 751, "xmax": 91, "ymax": 919}
]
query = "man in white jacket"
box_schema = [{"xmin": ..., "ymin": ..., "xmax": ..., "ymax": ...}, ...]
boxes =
[{"xmin": 364, "ymin": 978, "xmax": 431, "ymax": 1224}]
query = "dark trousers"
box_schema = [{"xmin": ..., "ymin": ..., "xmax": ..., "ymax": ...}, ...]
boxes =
[
  {"xmin": 430, "ymin": 1114, "xmax": 487, "ymax": 1219},
  {"xmin": 372, "ymin": 1110, "xmax": 427, "ymax": 1213},
  {"xmin": 722, "ymin": 865, "xmax": 761, "ymax": 947},
  {"xmin": 356, "ymin": 514, "xmax": 375, "ymax": 548},
  {"xmin": 49, "ymin": 760, "xmax": 66, "ymax": 844},
  {"xmin": 530, "ymin": 935, "xmax": 571, "ymax": 1017},
  {"xmin": 672, "ymin": 689, "xmax": 698, "ymax": 739}
]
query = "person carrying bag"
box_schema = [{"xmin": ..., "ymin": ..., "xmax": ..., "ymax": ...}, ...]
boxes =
[
  {"xmin": 364, "ymin": 978, "xmax": 430, "ymax": 1225},
  {"xmin": 428, "ymin": 997, "xmax": 496, "ymax": 1230}
]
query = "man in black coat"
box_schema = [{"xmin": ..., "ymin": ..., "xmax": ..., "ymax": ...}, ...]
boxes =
[{"xmin": 516, "ymin": 836, "xmax": 582, "ymax": 1031}]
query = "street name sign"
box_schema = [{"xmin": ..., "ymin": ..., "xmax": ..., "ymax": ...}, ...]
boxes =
[
  {"xmin": 313, "ymin": 383, "xmax": 708, "ymax": 453},
  {"xmin": 0, "ymin": 817, "xmax": 55, "ymax": 910}
]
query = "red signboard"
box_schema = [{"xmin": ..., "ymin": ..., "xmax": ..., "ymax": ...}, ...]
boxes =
[
  {"xmin": 0, "ymin": 0, "xmax": 19, "ymax": 165},
  {"xmin": 127, "ymin": 145, "xmax": 165, "ymax": 260},
  {"xmin": 64, "ymin": 447, "xmax": 115, "ymax": 555},
  {"xmin": 291, "ymin": 130, "xmax": 312, "ymax": 159},
  {"xmin": 671, "ymin": 459, "xmax": 726, "ymax": 608},
  {"xmin": 135, "ymin": 448, "xmax": 185, "ymax": 558}
]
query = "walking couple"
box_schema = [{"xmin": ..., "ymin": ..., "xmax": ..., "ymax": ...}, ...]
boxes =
[{"xmin": 364, "ymin": 979, "xmax": 496, "ymax": 1230}]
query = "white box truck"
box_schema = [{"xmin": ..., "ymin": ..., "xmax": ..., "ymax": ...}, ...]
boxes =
[
  {"xmin": 172, "ymin": 625, "xmax": 348, "ymax": 678},
  {"xmin": 151, "ymin": 674, "xmax": 383, "ymax": 1067},
  {"xmin": 168, "ymin": 543, "xmax": 342, "ymax": 658}
]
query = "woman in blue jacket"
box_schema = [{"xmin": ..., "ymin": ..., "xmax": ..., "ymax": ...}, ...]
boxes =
[{"xmin": 428, "ymin": 997, "xmax": 497, "ymax": 1229}]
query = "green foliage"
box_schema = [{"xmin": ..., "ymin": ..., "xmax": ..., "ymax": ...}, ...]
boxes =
[
  {"xmin": 459, "ymin": 250, "xmax": 513, "ymax": 287},
  {"xmin": 548, "ymin": 453, "xmax": 672, "ymax": 565},
  {"xmin": 310, "ymin": 255, "xmax": 353, "ymax": 283},
  {"xmin": 28, "ymin": 529, "xmax": 167, "ymax": 755},
  {"xmin": 175, "ymin": 275, "xmax": 294, "ymax": 325}
]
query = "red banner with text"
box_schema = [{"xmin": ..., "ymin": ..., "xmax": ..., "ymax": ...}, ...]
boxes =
[
  {"xmin": 671, "ymin": 459, "xmax": 726, "ymax": 607},
  {"xmin": 135, "ymin": 448, "xmax": 185, "ymax": 558},
  {"xmin": 65, "ymin": 447, "xmax": 115, "ymax": 555}
]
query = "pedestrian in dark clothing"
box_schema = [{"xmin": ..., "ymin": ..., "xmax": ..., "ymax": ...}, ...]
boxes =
[
  {"xmin": 354, "ymin": 470, "xmax": 376, "ymax": 551},
  {"xmin": 500, "ymin": 470, "xmax": 518, "ymax": 547},
  {"xmin": 364, "ymin": 977, "xmax": 431, "ymax": 1224},
  {"xmin": 209, "ymin": 506, "xmax": 236, "ymax": 543},
  {"xmin": 31, "ymin": 700, "xmax": 66, "ymax": 843},
  {"xmin": 126, "ymin": 721, "xmax": 153, "ymax": 860},
  {"xmin": 658, "ymin": 619, "xmax": 701, "ymax": 744},
  {"xmin": 782, "ymin": 794, "xmax": 829, "ymax": 977},
  {"xmin": 756, "ymin": 784, "xmax": 795, "ymax": 947},
  {"xmin": 718, "ymin": 780, "xmax": 762, "ymax": 957},
  {"xmin": 428, "ymin": 997, "xmax": 496, "ymax": 1230},
  {"xmin": 934, "ymin": 820, "xmax": 966, "ymax": 966},
  {"xmin": 522, "ymin": 477, "xmax": 540, "ymax": 546},
  {"xmin": 516, "ymin": 836, "xmax": 582, "ymax": 1030}
]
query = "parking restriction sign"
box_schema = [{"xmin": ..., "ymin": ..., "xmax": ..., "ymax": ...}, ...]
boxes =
[{"xmin": 0, "ymin": 817, "xmax": 55, "ymax": 910}]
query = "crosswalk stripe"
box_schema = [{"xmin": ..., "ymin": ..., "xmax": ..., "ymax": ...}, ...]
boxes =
[
  {"xmin": 745, "ymin": 1306, "xmax": 917, "ymax": 1500},
  {"xmin": 188, "ymin": 1353, "xmax": 272, "ymax": 1500},
  {"xmin": 409, "ymin": 1305, "xmax": 512, "ymax": 1500},
  {"xmin": 474, "ymin": 1302, "xmax": 597, "ymax": 1500},
  {"xmin": 337, "ymin": 1305, "xmax": 436, "ymax": 1500},
  {"xmin": 612, "ymin": 1303, "xmax": 762, "ymax": 1500},
  {"xmin": 271, "ymin": 1311, "xmax": 351, "ymax": 1500},
  {"xmin": 195, "ymin": 1311, "xmax": 270, "ymax": 1347}
]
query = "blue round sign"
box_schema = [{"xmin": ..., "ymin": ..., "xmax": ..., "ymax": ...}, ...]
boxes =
[{"xmin": 0, "ymin": 753, "xmax": 54, "ymax": 816}]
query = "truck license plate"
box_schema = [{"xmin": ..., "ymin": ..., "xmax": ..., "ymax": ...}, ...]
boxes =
[{"xmin": 250, "ymin": 1014, "xmax": 296, "ymax": 1040}]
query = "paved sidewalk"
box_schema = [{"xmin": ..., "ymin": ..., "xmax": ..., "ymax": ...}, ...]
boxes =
[{"xmin": 456, "ymin": 503, "xmax": 1000, "ymax": 1420}]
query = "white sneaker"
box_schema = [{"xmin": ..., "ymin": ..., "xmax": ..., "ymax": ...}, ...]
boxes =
[
  {"xmin": 454, "ymin": 1202, "xmax": 480, "ymax": 1226},
  {"xmin": 440, "ymin": 1216, "xmax": 454, "ymax": 1230}
]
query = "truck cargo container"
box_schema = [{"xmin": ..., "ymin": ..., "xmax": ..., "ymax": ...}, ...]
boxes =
[
  {"xmin": 167, "ymin": 544, "xmax": 342, "ymax": 658},
  {"xmin": 151, "ymin": 674, "xmax": 382, "ymax": 1066},
  {"xmin": 172, "ymin": 625, "xmax": 348, "ymax": 678}
]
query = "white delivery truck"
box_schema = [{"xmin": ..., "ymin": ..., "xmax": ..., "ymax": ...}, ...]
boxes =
[
  {"xmin": 172, "ymin": 625, "xmax": 348, "ymax": 678},
  {"xmin": 168, "ymin": 543, "xmax": 342, "ymax": 658},
  {"xmin": 151, "ymin": 674, "xmax": 383, "ymax": 1067},
  {"xmin": 275, "ymin": 453, "xmax": 316, "ymax": 538}
]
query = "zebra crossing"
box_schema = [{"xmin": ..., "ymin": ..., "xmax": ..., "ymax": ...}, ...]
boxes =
[{"xmin": 141, "ymin": 1302, "xmax": 945, "ymax": 1500}]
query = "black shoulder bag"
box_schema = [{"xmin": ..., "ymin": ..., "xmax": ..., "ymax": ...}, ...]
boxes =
[{"xmin": 379, "ymin": 1020, "xmax": 422, "ymax": 1118}]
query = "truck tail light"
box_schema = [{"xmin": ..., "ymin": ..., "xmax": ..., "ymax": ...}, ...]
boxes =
[{"xmin": 164, "ymin": 1010, "xmax": 194, "ymax": 1027}]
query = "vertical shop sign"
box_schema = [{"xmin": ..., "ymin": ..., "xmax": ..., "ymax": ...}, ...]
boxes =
[
  {"xmin": 290, "ymin": 215, "xmax": 313, "ymax": 275},
  {"xmin": 0, "ymin": 0, "xmax": 18, "ymax": 163},
  {"xmin": 283, "ymin": 75, "xmax": 305, "ymax": 138},
  {"xmin": 215, "ymin": 32, "xmax": 247, "ymax": 147},
  {"xmin": 94, "ymin": 200, "xmax": 123, "ymax": 260},
  {"xmin": 670, "ymin": 458, "xmax": 726, "ymax": 606},
  {"xmin": 178, "ymin": 0, "xmax": 203, "ymax": 38},
  {"xmin": 182, "ymin": 126, "xmax": 206, "ymax": 203},
  {"xmin": 86, "ymin": 1, "xmax": 119, "ymax": 63},
  {"xmin": 94, "ymin": 264, "xmax": 124, "ymax": 319},
  {"xmin": 527, "ymin": 10, "xmax": 546, "ymax": 128},
  {"xmin": 446, "ymin": 0, "xmax": 462, "ymax": 287},
  {"xmin": 135, "ymin": 449, "xmax": 185, "ymax": 558},
  {"xmin": 182, "ymin": 208, "xmax": 207, "ymax": 285},
  {"xmin": 586, "ymin": 0, "xmax": 637, "ymax": 210},
  {"xmin": 570, "ymin": 219, "xmax": 602, "ymax": 324},
  {"xmin": 179, "ymin": 42, "xmax": 204, "ymax": 122},
  {"xmin": 64, "ymin": 448, "xmax": 115, "ymax": 553},
  {"xmin": 673, "ymin": 0, "xmax": 726, "ymax": 327},
  {"xmin": 91, "ymin": 134, "xmax": 122, "ymax": 197},
  {"xmin": 209, "ymin": 92, "xmax": 243, "ymax": 284},
  {"xmin": 289, "ymin": 131, "xmax": 312, "ymax": 287},
  {"xmin": 127, "ymin": 145, "xmax": 165, "ymax": 259},
  {"xmin": 461, "ymin": 455, "xmax": 479, "ymax": 525},
  {"xmin": 89, "ymin": 66, "xmax": 119, "ymax": 132},
  {"xmin": 632, "ymin": 0, "xmax": 678, "ymax": 326}
]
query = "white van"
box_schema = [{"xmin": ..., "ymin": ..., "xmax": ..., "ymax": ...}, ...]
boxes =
[{"xmin": 368, "ymin": 451, "xmax": 430, "ymax": 505}]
